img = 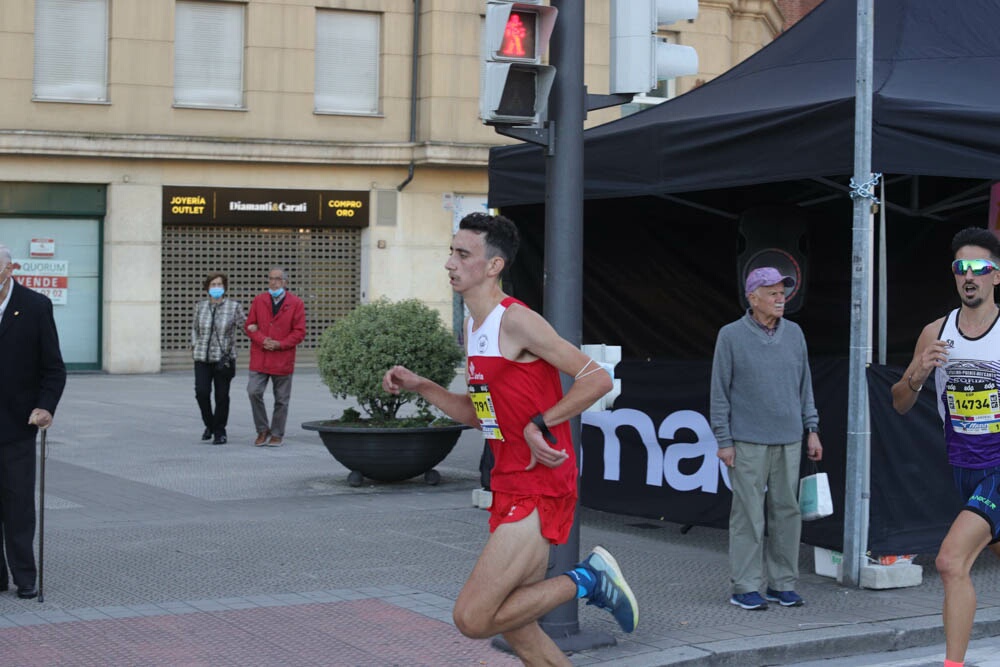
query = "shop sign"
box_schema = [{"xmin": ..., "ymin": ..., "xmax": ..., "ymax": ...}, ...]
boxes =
[
  {"xmin": 162, "ymin": 186, "xmax": 369, "ymax": 228},
  {"xmin": 14, "ymin": 258, "xmax": 69, "ymax": 305},
  {"xmin": 30, "ymin": 238, "xmax": 55, "ymax": 257}
]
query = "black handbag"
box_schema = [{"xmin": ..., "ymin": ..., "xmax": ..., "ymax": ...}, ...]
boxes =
[{"xmin": 210, "ymin": 305, "xmax": 235, "ymax": 374}]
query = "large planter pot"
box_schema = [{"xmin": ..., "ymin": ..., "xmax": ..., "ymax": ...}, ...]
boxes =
[{"xmin": 301, "ymin": 420, "xmax": 469, "ymax": 486}]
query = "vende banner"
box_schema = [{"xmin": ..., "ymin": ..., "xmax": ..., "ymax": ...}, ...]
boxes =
[
  {"xmin": 13, "ymin": 258, "xmax": 69, "ymax": 304},
  {"xmin": 580, "ymin": 359, "xmax": 957, "ymax": 555}
]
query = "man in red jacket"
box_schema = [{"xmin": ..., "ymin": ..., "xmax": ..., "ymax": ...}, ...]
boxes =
[{"xmin": 245, "ymin": 267, "xmax": 306, "ymax": 446}]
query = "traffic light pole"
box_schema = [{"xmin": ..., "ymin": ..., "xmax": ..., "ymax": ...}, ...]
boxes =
[{"xmin": 538, "ymin": 0, "xmax": 615, "ymax": 651}]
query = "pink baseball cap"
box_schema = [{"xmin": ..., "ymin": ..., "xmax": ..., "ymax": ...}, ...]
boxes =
[{"xmin": 745, "ymin": 267, "xmax": 795, "ymax": 295}]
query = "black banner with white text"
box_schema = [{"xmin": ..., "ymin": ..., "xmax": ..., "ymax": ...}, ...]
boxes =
[{"xmin": 580, "ymin": 359, "xmax": 960, "ymax": 554}]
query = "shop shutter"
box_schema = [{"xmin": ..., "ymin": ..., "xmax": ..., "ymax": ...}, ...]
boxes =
[{"xmin": 161, "ymin": 225, "xmax": 361, "ymax": 371}]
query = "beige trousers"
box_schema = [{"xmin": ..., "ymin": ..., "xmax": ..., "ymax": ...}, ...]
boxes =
[{"xmin": 729, "ymin": 440, "xmax": 802, "ymax": 594}]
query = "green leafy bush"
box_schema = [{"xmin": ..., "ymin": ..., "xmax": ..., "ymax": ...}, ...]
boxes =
[{"xmin": 317, "ymin": 298, "xmax": 463, "ymax": 424}]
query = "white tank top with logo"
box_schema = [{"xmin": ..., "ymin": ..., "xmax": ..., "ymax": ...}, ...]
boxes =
[{"xmin": 934, "ymin": 307, "xmax": 1000, "ymax": 468}]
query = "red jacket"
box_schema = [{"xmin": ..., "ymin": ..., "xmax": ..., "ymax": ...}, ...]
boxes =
[{"xmin": 245, "ymin": 290, "xmax": 306, "ymax": 376}]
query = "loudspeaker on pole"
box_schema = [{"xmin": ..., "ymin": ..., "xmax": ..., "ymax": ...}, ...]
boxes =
[{"xmin": 737, "ymin": 206, "xmax": 809, "ymax": 315}]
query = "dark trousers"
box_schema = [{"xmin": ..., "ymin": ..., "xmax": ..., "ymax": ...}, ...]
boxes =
[
  {"xmin": 480, "ymin": 442, "xmax": 494, "ymax": 490},
  {"xmin": 247, "ymin": 372, "xmax": 293, "ymax": 437},
  {"xmin": 194, "ymin": 361, "xmax": 235, "ymax": 437},
  {"xmin": 0, "ymin": 437, "xmax": 37, "ymax": 588}
]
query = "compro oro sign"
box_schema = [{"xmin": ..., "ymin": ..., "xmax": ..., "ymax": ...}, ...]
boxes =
[
  {"xmin": 14, "ymin": 259, "xmax": 69, "ymax": 304},
  {"xmin": 162, "ymin": 186, "xmax": 369, "ymax": 228}
]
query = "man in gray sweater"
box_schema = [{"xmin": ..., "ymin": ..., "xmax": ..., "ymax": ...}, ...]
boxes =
[{"xmin": 710, "ymin": 267, "xmax": 823, "ymax": 611}]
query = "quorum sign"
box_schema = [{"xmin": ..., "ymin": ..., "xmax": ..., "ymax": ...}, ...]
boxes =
[{"xmin": 163, "ymin": 186, "xmax": 369, "ymax": 228}]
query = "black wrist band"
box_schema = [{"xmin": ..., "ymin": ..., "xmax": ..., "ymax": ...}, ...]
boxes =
[{"xmin": 530, "ymin": 413, "xmax": 558, "ymax": 444}]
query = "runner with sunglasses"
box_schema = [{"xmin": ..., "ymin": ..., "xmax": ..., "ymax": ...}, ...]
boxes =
[{"xmin": 892, "ymin": 226, "xmax": 1000, "ymax": 667}]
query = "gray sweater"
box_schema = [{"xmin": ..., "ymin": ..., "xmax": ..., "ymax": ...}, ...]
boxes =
[{"xmin": 710, "ymin": 312, "xmax": 819, "ymax": 448}]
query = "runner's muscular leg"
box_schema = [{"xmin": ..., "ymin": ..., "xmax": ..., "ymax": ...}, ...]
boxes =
[
  {"xmin": 502, "ymin": 620, "xmax": 572, "ymax": 667},
  {"xmin": 496, "ymin": 553, "xmax": 577, "ymax": 667},
  {"xmin": 936, "ymin": 510, "xmax": 993, "ymax": 662},
  {"xmin": 453, "ymin": 509, "xmax": 576, "ymax": 639}
]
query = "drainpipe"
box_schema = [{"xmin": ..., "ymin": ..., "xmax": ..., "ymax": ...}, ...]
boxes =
[{"xmin": 397, "ymin": 0, "xmax": 420, "ymax": 191}]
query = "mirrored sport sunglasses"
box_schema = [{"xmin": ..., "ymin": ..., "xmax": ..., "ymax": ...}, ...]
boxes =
[{"xmin": 952, "ymin": 258, "xmax": 999, "ymax": 276}]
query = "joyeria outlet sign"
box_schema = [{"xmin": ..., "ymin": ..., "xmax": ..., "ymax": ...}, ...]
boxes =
[{"xmin": 163, "ymin": 186, "xmax": 369, "ymax": 228}]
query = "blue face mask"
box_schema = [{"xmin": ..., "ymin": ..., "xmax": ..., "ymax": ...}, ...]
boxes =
[
  {"xmin": 269, "ymin": 287, "xmax": 285, "ymax": 299},
  {"xmin": 208, "ymin": 286, "xmax": 225, "ymax": 299}
]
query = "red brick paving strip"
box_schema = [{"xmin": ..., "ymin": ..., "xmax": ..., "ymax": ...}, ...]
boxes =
[{"xmin": 0, "ymin": 600, "xmax": 523, "ymax": 666}]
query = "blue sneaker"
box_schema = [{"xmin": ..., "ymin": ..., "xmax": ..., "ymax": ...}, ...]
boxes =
[
  {"xmin": 730, "ymin": 591, "xmax": 769, "ymax": 610},
  {"xmin": 765, "ymin": 588, "xmax": 804, "ymax": 607},
  {"xmin": 579, "ymin": 546, "xmax": 639, "ymax": 632}
]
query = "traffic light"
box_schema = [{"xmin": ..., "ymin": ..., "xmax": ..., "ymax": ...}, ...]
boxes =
[
  {"xmin": 480, "ymin": 1, "xmax": 558, "ymax": 127},
  {"xmin": 610, "ymin": 0, "xmax": 699, "ymax": 95}
]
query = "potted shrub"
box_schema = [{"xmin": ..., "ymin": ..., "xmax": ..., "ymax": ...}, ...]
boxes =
[{"xmin": 302, "ymin": 298, "xmax": 467, "ymax": 486}]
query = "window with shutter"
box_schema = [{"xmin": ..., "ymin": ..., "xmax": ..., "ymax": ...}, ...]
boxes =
[
  {"xmin": 315, "ymin": 10, "xmax": 380, "ymax": 115},
  {"xmin": 33, "ymin": 0, "xmax": 109, "ymax": 103},
  {"xmin": 174, "ymin": 1, "xmax": 245, "ymax": 109}
]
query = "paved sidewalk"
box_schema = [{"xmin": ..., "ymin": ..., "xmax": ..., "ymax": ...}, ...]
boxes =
[{"xmin": 1, "ymin": 369, "xmax": 998, "ymax": 666}]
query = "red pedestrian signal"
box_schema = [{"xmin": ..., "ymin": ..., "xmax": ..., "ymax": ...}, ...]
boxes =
[
  {"xmin": 498, "ymin": 11, "xmax": 536, "ymax": 60},
  {"xmin": 481, "ymin": 1, "xmax": 557, "ymax": 127}
]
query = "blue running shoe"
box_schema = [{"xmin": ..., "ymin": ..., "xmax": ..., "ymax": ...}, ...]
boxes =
[
  {"xmin": 730, "ymin": 591, "xmax": 769, "ymax": 610},
  {"xmin": 579, "ymin": 546, "xmax": 638, "ymax": 632},
  {"xmin": 765, "ymin": 588, "xmax": 803, "ymax": 607}
]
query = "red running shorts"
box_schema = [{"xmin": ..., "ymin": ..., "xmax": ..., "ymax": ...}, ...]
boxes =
[{"xmin": 488, "ymin": 491, "xmax": 578, "ymax": 545}]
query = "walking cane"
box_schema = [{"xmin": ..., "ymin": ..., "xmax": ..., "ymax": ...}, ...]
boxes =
[{"xmin": 38, "ymin": 428, "xmax": 46, "ymax": 604}]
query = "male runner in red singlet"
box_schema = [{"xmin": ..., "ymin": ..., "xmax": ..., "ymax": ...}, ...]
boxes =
[
  {"xmin": 383, "ymin": 213, "xmax": 637, "ymax": 666},
  {"xmin": 892, "ymin": 227, "xmax": 1000, "ymax": 667}
]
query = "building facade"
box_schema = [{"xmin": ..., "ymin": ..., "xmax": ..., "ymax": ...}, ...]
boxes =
[
  {"xmin": 774, "ymin": 0, "xmax": 824, "ymax": 30},
  {"xmin": 0, "ymin": 0, "xmax": 783, "ymax": 372}
]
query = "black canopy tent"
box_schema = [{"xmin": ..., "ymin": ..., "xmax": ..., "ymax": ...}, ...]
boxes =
[
  {"xmin": 489, "ymin": 0, "xmax": 1000, "ymax": 206},
  {"xmin": 485, "ymin": 0, "xmax": 1000, "ymax": 555},
  {"xmin": 487, "ymin": 0, "xmax": 1000, "ymax": 362}
]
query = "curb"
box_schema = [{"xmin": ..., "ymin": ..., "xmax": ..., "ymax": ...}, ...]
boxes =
[{"xmin": 610, "ymin": 608, "xmax": 1000, "ymax": 666}]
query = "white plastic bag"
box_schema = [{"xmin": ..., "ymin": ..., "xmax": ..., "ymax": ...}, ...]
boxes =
[{"xmin": 799, "ymin": 471, "xmax": 833, "ymax": 521}]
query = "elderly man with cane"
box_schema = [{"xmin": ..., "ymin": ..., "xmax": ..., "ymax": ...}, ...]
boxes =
[{"xmin": 0, "ymin": 244, "xmax": 66, "ymax": 600}]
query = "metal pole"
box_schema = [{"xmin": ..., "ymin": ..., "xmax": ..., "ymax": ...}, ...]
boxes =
[
  {"xmin": 842, "ymin": 0, "xmax": 875, "ymax": 588},
  {"xmin": 540, "ymin": 0, "xmax": 584, "ymax": 637},
  {"xmin": 878, "ymin": 179, "xmax": 887, "ymax": 364},
  {"xmin": 537, "ymin": 0, "xmax": 612, "ymax": 651}
]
